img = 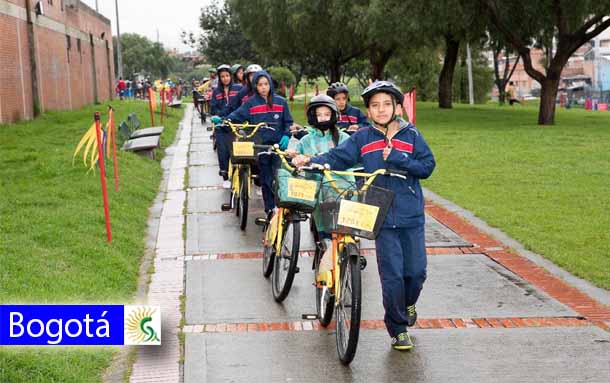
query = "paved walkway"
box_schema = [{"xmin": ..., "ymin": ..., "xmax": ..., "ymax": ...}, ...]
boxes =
[{"xmin": 132, "ymin": 105, "xmax": 610, "ymax": 383}]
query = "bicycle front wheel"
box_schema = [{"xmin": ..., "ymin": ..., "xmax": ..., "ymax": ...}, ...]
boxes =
[
  {"xmin": 272, "ymin": 216, "xmax": 300, "ymax": 302},
  {"xmin": 239, "ymin": 168, "xmax": 249, "ymax": 231},
  {"xmin": 335, "ymin": 243, "xmax": 361, "ymax": 365}
]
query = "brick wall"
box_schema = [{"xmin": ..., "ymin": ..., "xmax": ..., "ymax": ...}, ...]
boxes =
[{"xmin": 0, "ymin": 0, "xmax": 115, "ymax": 124}]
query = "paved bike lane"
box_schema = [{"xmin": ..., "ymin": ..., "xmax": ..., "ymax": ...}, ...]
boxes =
[{"xmin": 181, "ymin": 110, "xmax": 610, "ymax": 382}]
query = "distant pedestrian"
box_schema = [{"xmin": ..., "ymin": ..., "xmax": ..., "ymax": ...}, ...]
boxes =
[
  {"xmin": 507, "ymin": 81, "xmax": 521, "ymax": 106},
  {"xmin": 117, "ymin": 77, "xmax": 126, "ymax": 100}
]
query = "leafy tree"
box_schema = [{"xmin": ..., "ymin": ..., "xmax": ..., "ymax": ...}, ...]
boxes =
[
  {"xmin": 113, "ymin": 34, "xmax": 175, "ymax": 79},
  {"xmin": 452, "ymin": 43, "xmax": 494, "ymax": 104},
  {"xmin": 386, "ymin": 45, "xmax": 443, "ymax": 101},
  {"xmin": 488, "ymin": 27, "xmax": 520, "ymax": 105},
  {"xmin": 406, "ymin": 0, "xmax": 487, "ymax": 109},
  {"xmin": 194, "ymin": 2, "xmax": 260, "ymax": 65},
  {"xmin": 231, "ymin": 0, "xmax": 368, "ymax": 83},
  {"xmin": 481, "ymin": 0, "xmax": 610, "ymax": 124}
]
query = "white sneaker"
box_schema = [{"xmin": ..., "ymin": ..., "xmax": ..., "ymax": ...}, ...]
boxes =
[{"xmin": 222, "ymin": 180, "xmax": 231, "ymax": 189}]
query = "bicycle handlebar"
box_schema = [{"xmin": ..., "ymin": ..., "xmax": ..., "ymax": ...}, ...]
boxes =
[
  {"xmin": 254, "ymin": 144, "xmax": 295, "ymax": 172},
  {"xmin": 299, "ymin": 164, "xmax": 408, "ymax": 194},
  {"xmin": 218, "ymin": 121, "xmax": 274, "ymax": 139}
]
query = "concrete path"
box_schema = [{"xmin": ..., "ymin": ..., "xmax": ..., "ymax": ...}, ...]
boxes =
[{"xmin": 132, "ymin": 105, "xmax": 610, "ymax": 383}]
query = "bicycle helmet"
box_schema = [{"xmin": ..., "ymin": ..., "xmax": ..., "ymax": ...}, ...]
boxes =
[
  {"xmin": 231, "ymin": 64, "xmax": 244, "ymax": 74},
  {"xmin": 361, "ymin": 80, "xmax": 404, "ymax": 107},
  {"xmin": 216, "ymin": 64, "xmax": 232, "ymax": 75},
  {"xmin": 245, "ymin": 64, "xmax": 263, "ymax": 75},
  {"xmin": 306, "ymin": 95, "xmax": 339, "ymax": 126},
  {"xmin": 326, "ymin": 82, "xmax": 350, "ymax": 98}
]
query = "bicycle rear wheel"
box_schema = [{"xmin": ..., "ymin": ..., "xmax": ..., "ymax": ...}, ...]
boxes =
[
  {"xmin": 336, "ymin": 243, "xmax": 361, "ymax": 365},
  {"xmin": 272, "ymin": 215, "xmax": 300, "ymax": 302},
  {"xmin": 239, "ymin": 168, "xmax": 249, "ymax": 231}
]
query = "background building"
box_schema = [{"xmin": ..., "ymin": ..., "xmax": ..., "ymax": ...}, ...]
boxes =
[{"xmin": 0, "ymin": 0, "xmax": 115, "ymax": 123}]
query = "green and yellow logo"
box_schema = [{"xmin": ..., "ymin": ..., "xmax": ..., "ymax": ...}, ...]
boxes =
[{"xmin": 124, "ymin": 306, "xmax": 161, "ymax": 345}]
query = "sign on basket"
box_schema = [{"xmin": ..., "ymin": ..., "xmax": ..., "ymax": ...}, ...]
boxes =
[
  {"xmin": 337, "ymin": 200, "xmax": 379, "ymax": 232},
  {"xmin": 286, "ymin": 178, "xmax": 317, "ymax": 202},
  {"xmin": 233, "ymin": 142, "xmax": 254, "ymax": 156}
]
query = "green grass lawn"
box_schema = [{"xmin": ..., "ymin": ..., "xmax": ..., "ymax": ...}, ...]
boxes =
[
  {"xmin": 0, "ymin": 100, "xmax": 184, "ymax": 382},
  {"xmin": 290, "ymin": 100, "xmax": 610, "ymax": 290}
]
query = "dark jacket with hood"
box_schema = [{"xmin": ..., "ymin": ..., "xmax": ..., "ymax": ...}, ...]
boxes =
[
  {"xmin": 210, "ymin": 80, "xmax": 242, "ymax": 117},
  {"xmin": 226, "ymin": 71, "xmax": 293, "ymax": 144},
  {"xmin": 311, "ymin": 118, "xmax": 435, "ymax": 228}
]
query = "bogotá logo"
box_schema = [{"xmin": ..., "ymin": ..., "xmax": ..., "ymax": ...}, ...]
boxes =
[{"xmin": 124, "ymin": 305, "xmax": 161, "ymax": 345}]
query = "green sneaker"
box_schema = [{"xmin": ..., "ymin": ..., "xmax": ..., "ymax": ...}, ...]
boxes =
[
  {"xmin": 391, "ymin": 332, "xmax": 414, "ymax": 351},
  {"xmin": 406, "ymin": 305, "xmax": 417, "ymax": 327}
]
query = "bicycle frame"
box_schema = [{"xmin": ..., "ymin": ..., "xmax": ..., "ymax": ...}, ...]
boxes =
[{"xmin": 309, "ymin": 166, "xmax": 405, "ymax": 305}]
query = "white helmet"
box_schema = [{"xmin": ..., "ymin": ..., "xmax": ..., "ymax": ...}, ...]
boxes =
[{"xmin": 245, "ymin": 64, "xmax": 263, "ymax": 75}]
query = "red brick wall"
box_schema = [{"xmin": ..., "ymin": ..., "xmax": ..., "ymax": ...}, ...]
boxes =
[
  {"xmin": 0, "ymin": 12, "xmax": 34, "ymax": 122},
  {"xmin": 0, "ymin": 0, "xmax": 115, "ymax": 123}
]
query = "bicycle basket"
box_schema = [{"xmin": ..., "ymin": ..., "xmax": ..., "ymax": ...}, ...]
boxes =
[
  {"xmin": 229, "ymin": 132, "xmax": 264, "ymax": 164},
  {"xmin": 318, "ymin": 182, "xmax": 394, "ymax": 240},
  {"xmin": 274, "ymin": 167, "xmax": 319, "ymax": 213}
]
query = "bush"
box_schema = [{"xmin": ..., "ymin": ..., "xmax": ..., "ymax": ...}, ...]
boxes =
[{"xmin": 267, "ymin": 66, "xmax": 296, "ymax": 89}]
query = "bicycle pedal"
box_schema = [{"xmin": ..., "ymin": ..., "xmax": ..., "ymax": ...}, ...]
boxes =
[
  {"xmin": 359, "ymin": 256, "xmax": 367, "ymax": 270},
  {"xmin": 220, "ymin": 203, "xmax": 232, "ymax": 211},
  {"xmin": 301, "ymin": 314, "xmax": 319, "ymax": 320},
  {"xmin": 295, "ymin": 267, "xmax": 300, "ymax": 273}
]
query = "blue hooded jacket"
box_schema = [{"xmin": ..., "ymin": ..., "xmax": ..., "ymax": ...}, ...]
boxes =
[
  {"xmin": 311, "ymin": 118, "xmax": 435, "ymax": 228},
  {"xmin": 236, "ymin": 84, "xmax": 255, "ymax": 107},
  {"xmin": 226, "ymin": 71, "xmax": 293, "ymax": 144},
  {"xmin": 210, "ymin": 80, "xmax": 242, "ymax": 117},
  {"xmin": 337, "ymin": 104, "xmax": 370, "ymax": 131}
]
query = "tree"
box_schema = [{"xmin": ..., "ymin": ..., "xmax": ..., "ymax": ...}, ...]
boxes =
[
  {"xmin": 113, "ymin": 34, "xmax": 175, "ymax": 79},
  {"xmin": 195, "ymin": 2, "xmax": 260, "ymax": 64},
  {"xmin": 362, "ymin": 0, "xmax": 409, "ymax": 81},
  {"xmin": 386, "ymin": 44, "xmax": 443, "ymax": 101},
  {"xmin": 488, "ymin": 29, "xmax": 520, "ymax": 105},
  {"xmin": 231, "ymin": 0, "xmax": 368, "ymax": 83},
  {"xmin": 481, "ymin": 0, "xmax": 610, "ymax": 124},
  {"xmin": 407, "ymin": 0, "xmax": 487, "ymax": 109},
  {"xmin": 452, "ymin": 43, "xmax": 495, "ymax": 103}
]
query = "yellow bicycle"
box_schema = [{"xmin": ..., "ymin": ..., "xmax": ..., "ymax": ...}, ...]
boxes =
[
  {"xmin": 300, "ymin": 164, "xmax": 406, "ymax": 364},
  {"xmin": 254, "ymin": 145, "xmax": 318, "ymax": 302},
  {"xmin": 219, "ymin": 121, "xmax": 268, "ymax": 230}
]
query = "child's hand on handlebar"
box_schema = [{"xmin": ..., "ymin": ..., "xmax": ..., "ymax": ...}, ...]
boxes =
[
  {"xmin": 292, "ymin": 154, "xmax": 311, "ymax": 168},
  {"xmin": 284, "ymin": 149, "xmax": 298, "ymax": 158}
]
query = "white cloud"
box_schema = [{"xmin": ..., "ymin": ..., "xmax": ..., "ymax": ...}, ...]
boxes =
[{"xmin": 81, "ymin": 0, "xmax": 213, "ymax": 52}]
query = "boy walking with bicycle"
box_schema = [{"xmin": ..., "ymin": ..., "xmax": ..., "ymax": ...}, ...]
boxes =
[{"xmin": 293, "ymin": 81, "xmax": 436, "ymax": 350}]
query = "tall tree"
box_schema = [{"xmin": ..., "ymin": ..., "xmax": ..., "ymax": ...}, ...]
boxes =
[
  {"xmin": 113, "ymin": 34, "xmax": 175, "ymax": 79},
  {"xmin": 362, "ymin": 0, "xmax": 405, "ymax": 81},
  {"xmin": 481, "ymin": 0, "xmax": 610, "ymax": 124},
  {"xmin": 488, "ymin": 28, "xmax": 520, "ymax": 105},
  {"xmin": 408, "ymin": 0, "xmax": 486, "ymax": 109},
  {"xmin": 195, "ymin": 2, "xmax": 260, "ymax": 64},
  {"xmin": 231, "ymin": 0, "xmax": 368, "ymax": 83}
]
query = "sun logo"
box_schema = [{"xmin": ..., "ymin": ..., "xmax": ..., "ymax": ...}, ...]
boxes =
[{"xmin": 125, "ymin": 306, "xmax": 160, "ymax": 344}]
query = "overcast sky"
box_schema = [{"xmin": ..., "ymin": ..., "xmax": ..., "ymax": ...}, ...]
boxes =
[{"xmin": 81, "ymin": 0, "xmax": 213, "ymax": 52}]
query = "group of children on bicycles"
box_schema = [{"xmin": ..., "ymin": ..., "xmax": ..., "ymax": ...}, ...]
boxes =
[{"xmin": 202, "ymin": 63, "xmax": 436, "ymax": 352}]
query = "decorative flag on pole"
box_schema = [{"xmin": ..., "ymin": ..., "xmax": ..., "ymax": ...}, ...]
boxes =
[{"xmin": 148, "ymin": 88, "xmax": 156, "ymax": 126}]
